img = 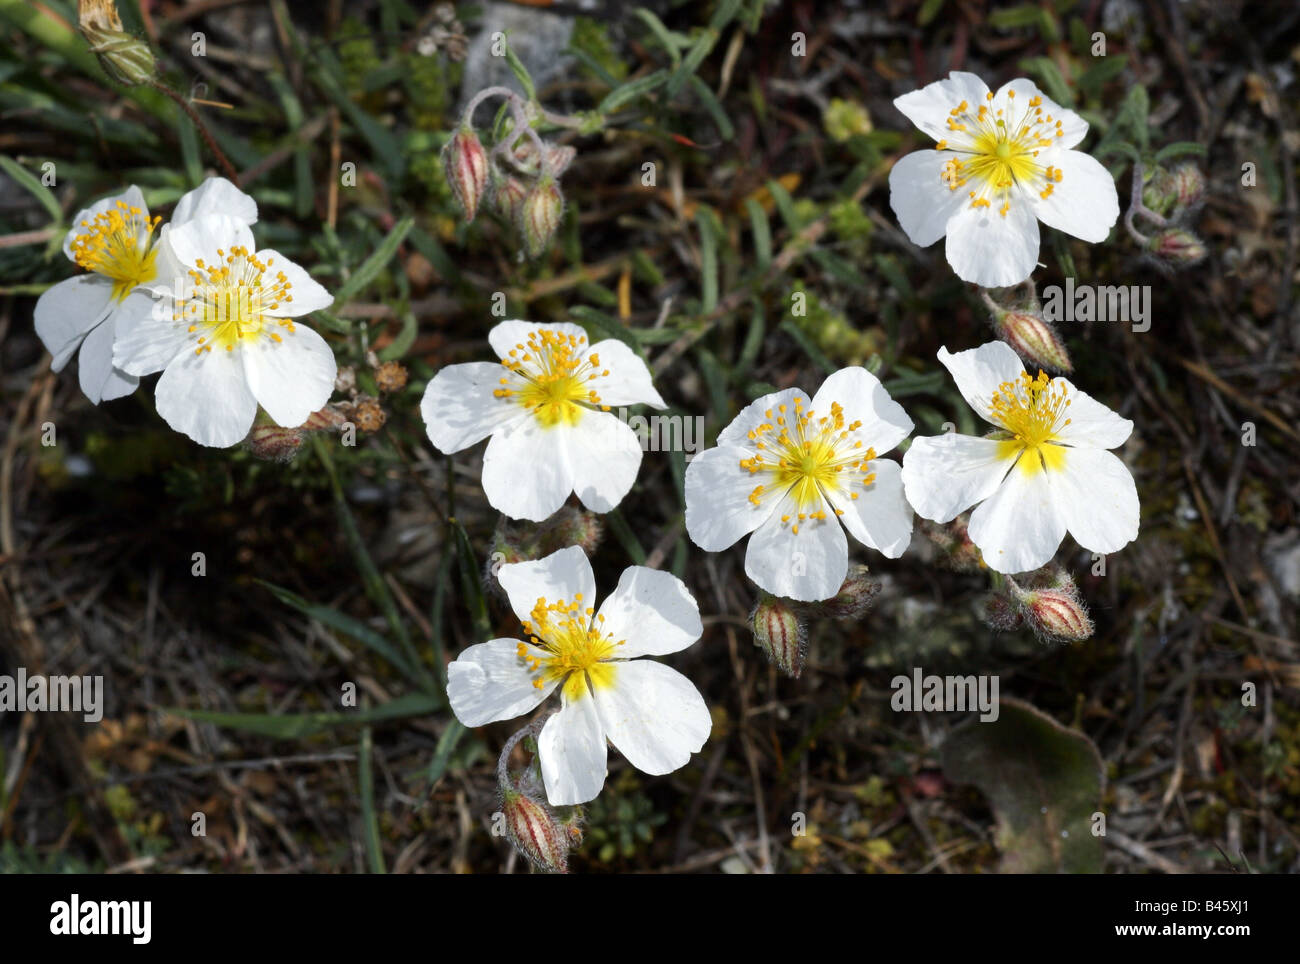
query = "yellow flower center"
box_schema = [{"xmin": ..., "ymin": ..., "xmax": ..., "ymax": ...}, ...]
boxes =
[
  {"xmin": 989, "ymin": 370, "xmax": 1072, "ymax": 474},
  {"xmin": 516, "ymin": 593, "xmax": 623, "ymax": 700},
  {"xmin": 493, "ymin": 328, "xmax": 610, "ymax": 427},
  {"xmin": 175, "ymin": 245, "xmax": 296, "ymax": 355},
  {"xmin": 936, "ymin": 90, "xmax": 1066, "ymax": 217},
  {"xmin": 68, "ymin": 199, "xmax": 161, "ymax": 301},
  {"xmin": 738, "ymin": 395, "xmax": 877, "ymax": 535}
]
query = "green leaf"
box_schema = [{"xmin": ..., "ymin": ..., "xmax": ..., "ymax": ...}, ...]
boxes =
[
  {"xmin": 1077, "ymin": 53, "xmax": 1128, "ymax": 99},
  {"xmin": 666, "ymin": 27, "xmax": 720, "ymax": 100},
  {"xmin": 687, "ymin": 74, "xmax": 735, "ymax": 141},
  {"xmin": 1017, "ymin": 56, "xmax": 1073, "ymax": 107},
  {"xmin": 0, "ymin": 155, "xmax": 61, "ymax": 222},
  {"xmin": 606, "ymin": 508, "xmax": 647, "ymax": 564},
  {"xmin": 569, "ymin": 305, "xmax": 641, "ymax": 353},
  {"xmin": 425, "ymin": 719, "xmax": 467, "ymax": 787},
  {"xmin": 334, "ymin": 215, "xmax": 414, "ymax": 305},
  {"xmin": 256, "ymin": 580, "xmax": 422, "ymax": 683},
  {"xmin": 1154, "ymin": 141, "xmax": 1207, "ymax": 163},
  {"xmin": 745, "ymin": 198, "xmax": 772, "ymax": 272},
  {"xmin": 633, "ymin": 8, "xmax": 685, "ymax": 65},
  {"xmin": 377, "ymin": 309, "xmax": 418, "ymax": 362},
  {"xmin": 502, "ymin": 35, "xmax": 537, "ymax": 102},
  {"xmin": 170, "ymin": 691, "xmax": 442, "ymax": 740},
  {"xmin": 779, "ymin": 319, "xmax": 836, "ymax": 375},
  {"xmin": 696, "ymin": 206, "xmax": 719, "ymax": 313},
  {"xmin": 450, "ymin": 519, "xmax": 491, "ymax": 640},
  {"xmin": 597, "ymin": 69, "xmax": 669, "ymax": 115},
  {"xmin": 941, "ymin": 698, "xmax": 1105, "ymax": 873}
]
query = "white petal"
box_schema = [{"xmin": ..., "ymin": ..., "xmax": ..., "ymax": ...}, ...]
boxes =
[
  {"xmin": 585, "ymin": 338, "xmax": 666, "ymax": 408},
  {"xmin": 1051, "ymin": 447, "xmax": 1139, "ymax": 555},
  {"xmin": 594, "ymin": 661, "xmax": 710, "ymax": 776},
  {"xmin": 34, "ymin": 276, "xmax": 113, "ymax": 371},
  {"xmin": 684, "ymin": 444, "xmax": 779, "ymax": 551},
  {"xmin": 564, "ymin": 410, "xmax": 644, "ymax": 513},
  {"xmin": 257, "ymin": 249, "xmax": 333, "ymax": 317},
  {"xmin": 497, "ymin": 545, "xmax": 597, "ymax": 629},
  {"xmin": 993, "ymin": 77, "xmax": 1088, "ymax": 149},
  {"xmin": 154, "ymin": 344, "xmax": 258, "ymax": 447},
  {"xmin": 1030, "ymin": 150, "xmax": 1119, "ymax": 243},
  {"xmin": 944, "ymin": 195, "xmax": 1041, "ymax": 288},
  {"xmin": 171, "ymin": 177, "xmax": 257, "ymax": 226},
  {"xmin": 937, "ymin": 341, "xmax": 1026, "ymax": 426},
  {"xmin": 241, "ymin": 323, "xmax": 336, "ymax": 427},
  {"xmin": 900, "ymin": 433, "xmax": 1013, "ymax": 523},
  {"xmin": 539, "ymin": 687, "xmax": 608, "ymax": 806},
  {"xmin": 112, "ymin": 291, "xmax": 189, "ymax": 376},
  {"xmin": 967, "ymin": 459, "xmax": 1065, "ymax": 573},
  {"xmin": 893, "ymin": 71, "xmax": 992, "ymax": 143},
  {"xmin": 76, "ymin": 302, "xmax": 139, "ymax": 404},
  {"xmin": 823, "ymin": 458, "xmax": 913, "ymax": 558},
  {"xmin": 1052, "ymin": 378, "xmax": 1133, "ymax": 449},
  {"xmin": 63, "ymin": 186, "xmax": 147, "ymax": 261},
  {"xmin": 593, "ymin": 567, "xmax": 702, "ymax": 659},
  {"xmin": 888, "ymin": 150, "xmax": 972, "ymax": 247},
  {"xmin": 488, "ymin": 319, "xmax": 589, "ymax": 362},
  {"xmin": 480, "ymin": 417, "xmax": 574, "ymax": 522},
  {"xmin": 420, "ymin": 361, "xmax": 522, "ymax": 453},
  {"xmin": 446, "ymin": 638, "xmax": 559, "ymax": 727},
  {"xmin": 809, "ymin": 366, "xmax": 914, "ymax": 454},
  {"xmin": 744, "ymin": 490, "xmax": 848, "ymax": 602},
  {"xmin": 715, "ymin": 387, "xmax": 804, "ymax": 448},
  {"xmin": 165, "ymin": 214, "xmax": 256, "ymax": 270}
]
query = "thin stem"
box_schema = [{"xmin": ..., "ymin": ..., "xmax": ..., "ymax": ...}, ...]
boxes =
[
  {"xmin": 462, "ymin": 85, "xmax": 520, "ymax": 128},
  {"xmin": 496, "ymin": 714, "xmax": 551, "ymax": 793},
  {"xmin": 146, "ymin": 78, "xmax": 240, "ymax": 185}
]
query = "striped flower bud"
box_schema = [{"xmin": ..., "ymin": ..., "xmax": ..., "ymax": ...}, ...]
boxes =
[
  {"xmin": 442, "ymin": 126, "xmax": 489, "ymax": 222},
  {"xmin": 519, "ymin": 176, "xmax": 564, "ymax": 259},
  {"xmin": 1147, "ymin": 227, "xmax": 1206, "ymax": 267},
  {"xmin": 1009, "ymin": 575, "xmax": 1094, "ymax": 642},
  {"xmin": 513, "ymin": 140, "xmax": 576, "ymax": 178},
  {"xmin": 989, "ymin": 305, "xmax": 1072, "ymax": 374},
  {"xmin": 809, "ymin": 564, "xmax": 880, "ymax": 619},
  {"xmin": 501, "ymin": 787, "xmax": 571, "ymax": 873},
  {"xmin": 493, "ymin": 174, "xmax": 529, "ymax": 224},
  {"xmin": 244, "ymin": 424, "xmax": 305, "ymax": 463},
  {"xmin": 78, "ymin": 0, "xmax": 156, "ymax": 87},
  {"xmin": 537, "ymin": 506, "xmax": 604, "ymax": 557},
  {"xmin": 751, "ymin": 593, "xmax": 808, "ymax": 678},
  {"xmin": 1169, "ymin": 164, "xmax": 1206, "ymax": 208}
]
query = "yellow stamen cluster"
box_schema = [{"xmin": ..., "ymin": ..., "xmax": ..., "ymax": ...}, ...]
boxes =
[
  {"xmin": 68, "ymin": 199, "xmax": 160, "ymax": 301},
  {"xmin": 493, "ymin": 328, "xmax": 611, "ymax": 427},
  {"xmin": 516, "ymin": 593, "xmax": 624, "ymax": 699},
  {"xmin": 175, "ymin": 244, "xmax": 296, "ymax": 354},
  {"xmin": 989, "ymin": 370, "xmax": 1073, "ymax": 474},
  {"xmin": 738, "ymin": 396, "xmax": 877, "ymax": 535},
  {"xmin": 937, "ymin": 91, "xmax": 1066, "ymax": 215}
]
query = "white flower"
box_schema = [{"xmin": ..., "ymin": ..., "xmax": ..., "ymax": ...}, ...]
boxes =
[
  {"xmin": 34, "ymin": 177, "xmax": 256, "ymax": 404},
  {"xmin": 684, "ymin": 367, "xmax": 914, "ymax": 602},
  {"xmin": 112, "ymin": 213, "xmax": 336, "ymax": 447},
  {"xmin": 446, "ymin": 546, "xmax": 711, "ymax": 806},
  {"xmin": 888, "ymin": 72, "xmax": 1119, "ymax": 288},
  {"xmin": 420, "ymin": 319, "xmax": 666, "ymax": 522},
  {"xmin": 900, "ymin": 341, "xmax": 1139, "ymax": 574}
]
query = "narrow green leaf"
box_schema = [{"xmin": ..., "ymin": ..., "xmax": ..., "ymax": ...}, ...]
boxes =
[
  {"xmin": 0, "ymin": 155, "xmax": 61, "ymax": 222},
  {"xmin": 746, "ymin": 198, "xmax": 772, "ymax": 271},
  {"xmin": 334, "ymin": 215, "xmax": 414, "ymax": 304},
  {"xmin": 1154, "ymin": 141, "xmax": 1207, "ymax": 163},
  {"xmin": 779, "ymin": 319, "xmax": 836, "ymax": 375},
  {"xmin": 359, "ymin": 725, "xmax": 386, "ymax": 873},
  {"xmin": 377, "ymin": 309, "xmax": 418, "ymax": 362},
  {"xmin": 633, "ymin": 8, "xmax": 684, "ymax": 65},
  {"xmin": 696, "ymin": 206, "xmax": 719, "ymax": 313},
  {"xmin": 170, "ymin": 691, "xmax": 442, "ymax": 739},
  {"xmin": 597, "ymin": 69, "xmax": 669, "ymax": 115},
  {"xmin": 502, "ymin": 36, "xmax": 537, "ymax": 102},
  {"xmin": 687, "ymin": 74, "xmax": 735, "ymax": 140}
]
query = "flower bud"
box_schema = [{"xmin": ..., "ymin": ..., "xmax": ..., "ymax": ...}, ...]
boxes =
[
  {"xmin": 538, "ymin": 506, "xmax": 604, "ymax": 556},
  {"xmin": 750, "ymin": 593, "xmax": 808, "ymax": 678},
  {"xmin": 493, "ymin": 175, "xmax": 530, "ymax": 223},
  {"xmin": 78, "ymin": 0, "xmax": 156, "ymax": 87},
  {"xmin": 809, "ymin": 564, "xmax": 880, "ymax": 619},
  {"xmin": 302, "ymin": 404, "xmax": 351, "ymax": 433},
  {"xmin": 920, "ymin": 516, "xmax": 984, "ymax": 573},
  {"xmin": 513, "ymin": 140, "xmax": 576, "ymax": 178},
  {"xmin": 501, "ymin": 788, "xmax": 571, "ymax": 873},
  {"xmin": 244, "ymin": 423, "xmax": 305, "ymax": 462},
  {"xmin": 1147, "ymin": 227, "xmax": 1206, "ymax": 267},
  {"xmin": 1009, "ymin": 576, "xmax": 1094, "ymax": 642},
  {"xmin": 981, "ymin": 592, "xmax": 1023, "ymax": 632},
  {"xmin": 1169, "ymin": 164, "xmax": 1206, "ymax": 208},
  {"xmin": 1141, "ymin": 165, "xmax": 1176, "ymax": 217},
  {"xmin": 442, "ymin": 126, "xmax": 489, "ymax": 222},
  {"xmin": 989, "ymin": 306, "xmax": 1072, "ymax": 374},
  {"xmin": 483, "ymin": 522, "xmax": 541, "ymax": 598},
  {"xmin": 374, "ymin": 360, "xmax": 408, "ymax": 394},
  {"xmin": 519, "ymin": 176, "xmax": 564, "ymax": 258}
]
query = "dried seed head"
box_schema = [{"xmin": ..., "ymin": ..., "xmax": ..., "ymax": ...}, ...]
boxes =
[
  {"xmin": 352, "ymin": 397, "xmax": 386, "ymax": 433},
  {"xmin": 374, "ymin": 360, "xmax": 408, "ymax": 394}
]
